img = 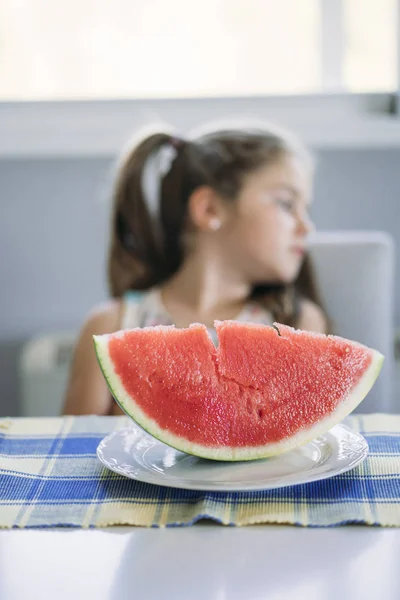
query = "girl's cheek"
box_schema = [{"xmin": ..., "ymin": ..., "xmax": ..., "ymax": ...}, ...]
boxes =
[
  {"xmin": 281, "ymin": 212, "xmax": 297, "ymax": 229},
  {"xmin": 272, "ymin": 211, "xmax": 290, "ymax": 230}
]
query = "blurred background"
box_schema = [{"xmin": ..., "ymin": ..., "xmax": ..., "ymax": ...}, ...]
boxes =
[{"xmin": 0, "ymin": 0, "xmax": 399, "ymax": 417}]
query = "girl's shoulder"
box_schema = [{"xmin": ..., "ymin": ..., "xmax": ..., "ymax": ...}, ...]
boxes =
[
  {"xmin": 297, "ymin": 298, "xmax": 328, "ymax": 334},
  {"xmin": 81, "ymin": 299, "xmax": 123, "ymax": 336},
  {"xmin": 121, "ymin": 288, "xmax": 168, "ymax": 329},
  {"xmin": 75, "ymin": 291, "xmax": 156, "ymax": 337}
]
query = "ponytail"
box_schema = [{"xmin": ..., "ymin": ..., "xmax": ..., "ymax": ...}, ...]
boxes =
[{"xmin": 107, "ymin": 132, "xmax": 188, "ymax": 297}]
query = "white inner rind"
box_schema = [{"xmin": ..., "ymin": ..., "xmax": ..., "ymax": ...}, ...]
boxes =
[{"xmin": 93, "ymin": 335, "xmax": 384, "ymax": 461}]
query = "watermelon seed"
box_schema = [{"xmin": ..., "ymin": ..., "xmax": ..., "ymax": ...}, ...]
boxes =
[
  {"xmin": 257, "ymin": 409, "xmax": 264, "ymax": 419},
  {"xmin": 272, "ymin": 325, "xmax": 281, "ymax": 337}
]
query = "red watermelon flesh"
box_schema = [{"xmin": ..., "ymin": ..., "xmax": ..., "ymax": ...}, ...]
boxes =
[{"xmin": 94, "ymin": 321, "xmax": 383, "ymax": 461}]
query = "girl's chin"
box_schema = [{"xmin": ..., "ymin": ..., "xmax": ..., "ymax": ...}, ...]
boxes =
[
  {"xmin": 274, "ymin": 265, "xmax": 302, "ymax": 284},
  {"xmin": 250, "ymin": 260, "xmax": 303, "ymax": 287}
]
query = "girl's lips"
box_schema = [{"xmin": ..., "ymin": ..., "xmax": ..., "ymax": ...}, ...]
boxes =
[{"xmin": 291, "ymin": 246, "xmax": 305, "ymax": 256}]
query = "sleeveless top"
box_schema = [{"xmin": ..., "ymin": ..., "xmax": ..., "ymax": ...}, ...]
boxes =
[{"xmin": 121, "ymin": 288, "xmax": 272, "ymax": 343}]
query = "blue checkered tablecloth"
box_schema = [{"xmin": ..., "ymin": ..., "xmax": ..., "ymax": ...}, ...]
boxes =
[{"xmin": 0, "ymin": 414, "xmax": 399, "ymax": 528}]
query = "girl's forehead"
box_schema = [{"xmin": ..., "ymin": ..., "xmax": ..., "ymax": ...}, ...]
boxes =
[
  {"xmin": 245, "ymin": 155, "xmax": 313, "ymax": 194},
  {"xmin": 242, "ymin": 156, "xmax": 312, "ymax": 204}
]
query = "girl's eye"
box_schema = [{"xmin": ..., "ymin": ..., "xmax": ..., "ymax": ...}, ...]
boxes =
[{"xmin": 275, "ymin": 197, "xmax": 295, "ymax": 212}]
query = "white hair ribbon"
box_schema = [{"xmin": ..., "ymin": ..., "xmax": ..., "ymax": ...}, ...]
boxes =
[{"xmin": 141, "ymin": 145, "xmax": 178, "ymax": 223}]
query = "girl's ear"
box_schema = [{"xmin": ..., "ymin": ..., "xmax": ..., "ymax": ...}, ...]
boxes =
[{"xmin": 187, "ymin": 186, "xmax": 227, "ymax": 232}]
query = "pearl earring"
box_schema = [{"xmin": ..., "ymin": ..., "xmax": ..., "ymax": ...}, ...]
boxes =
[{"xmin": 209, "ymin": 218, "xmax": 222, "ymax": 231}]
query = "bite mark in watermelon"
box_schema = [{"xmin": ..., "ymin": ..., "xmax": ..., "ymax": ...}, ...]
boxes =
[{"xmin": 93, "ymin": 321, "xmax": 383, "ymax": 461}]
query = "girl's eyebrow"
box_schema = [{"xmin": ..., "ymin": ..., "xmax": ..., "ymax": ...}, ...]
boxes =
[
  {"xmin": 273, "ymin": 184, "xmax": 312, "ymax": 207},
  {"xmin": 270, "ymin": 184, "xmax": 299, "ymax": 197}
]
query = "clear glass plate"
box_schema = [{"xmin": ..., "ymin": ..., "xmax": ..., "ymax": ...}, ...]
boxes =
[{"xmin": 96, "ymin": 423, "xmax": 368, "ymax": 492}]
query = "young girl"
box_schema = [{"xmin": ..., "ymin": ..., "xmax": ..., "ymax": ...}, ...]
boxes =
[{"xmin": 63, "ymin": 124, "xmax": 328, "ymax": 416}]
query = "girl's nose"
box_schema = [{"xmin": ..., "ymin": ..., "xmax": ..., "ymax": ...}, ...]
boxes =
[{"xmin": 297, "ymin": 210, "xmax": 314, "ymax": 236}]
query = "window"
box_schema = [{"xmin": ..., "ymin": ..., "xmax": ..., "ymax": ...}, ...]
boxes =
[
  {"xmin": 344, "ymin": 0, "xmax": 397, "ymax": 91},
  {"xmin": 0, "ymin": 0, "xmax": 397, "ymax": 100}
]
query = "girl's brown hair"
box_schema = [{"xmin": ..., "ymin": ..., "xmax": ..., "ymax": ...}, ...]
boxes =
[{"xmin": 108, "ymin": 127, "xmax": 328, "ymax": 328}]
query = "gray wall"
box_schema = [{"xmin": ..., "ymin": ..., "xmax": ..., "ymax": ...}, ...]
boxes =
[{"xmin": 1, "ymin": 150, "xmax": 399, "ymax": 416}]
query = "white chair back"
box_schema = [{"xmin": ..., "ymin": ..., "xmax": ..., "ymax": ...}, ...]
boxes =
[{"xmin": 309, "ymin": 231, "xmax": 395, "ymax": 413}]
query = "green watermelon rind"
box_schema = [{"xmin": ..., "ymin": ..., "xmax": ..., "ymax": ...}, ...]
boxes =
[{"xmin": 93, "ymin": 333, "xmax": 384, "ymax": 462}]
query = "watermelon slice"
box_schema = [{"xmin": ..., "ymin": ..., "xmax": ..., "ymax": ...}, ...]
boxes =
[{"xmin": 93, "ymin": 322, "xmax": 383, "ymax": 461}]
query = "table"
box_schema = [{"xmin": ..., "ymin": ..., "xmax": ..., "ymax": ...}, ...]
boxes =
[{"xmin": 1, "ymin": 525, "xmax": 399, "ymax": 600}]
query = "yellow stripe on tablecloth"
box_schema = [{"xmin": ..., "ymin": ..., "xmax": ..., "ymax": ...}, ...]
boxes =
[
  {"xmin": 0, "ymin": 505, "xmax": 25, "ymax": 529},
  {"xmin": 0, "ymin": 416, "xmax": 129, "ymax": 437},
  {"xmin": 374, "ymin": 503, "xmax": 400, "ymax": 527},
  {"xmin": 95, "ymin": 501, "xmax": 176, "ymax": 528},
  {"xmin": 2, "ymin": 418, "xmax": 66, "ymax": 436},
  {"xmin": 92, "ymin": 499, "xmax": 400, "ymax": 528},
  {"xmin": 2, "ymin": 413, "xmax": 399, "ymax": 438},
  {"xmin": 233, "ymin": 500, "xmax": 297, "ymax": 527},
  {"xmin": 0, "ymin": 457, "xmax": 56, "ymax": 476},
  {"xmin": 367, "ymin": 455, "xmax": 400, "ymax": 477},
  {"xmin": 352, "ymin": 414, "xmax": 400, "ymax": 433},
  {"xmin": 157, "ymin": 497, "xmax": 175, "ymax": 527}
]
